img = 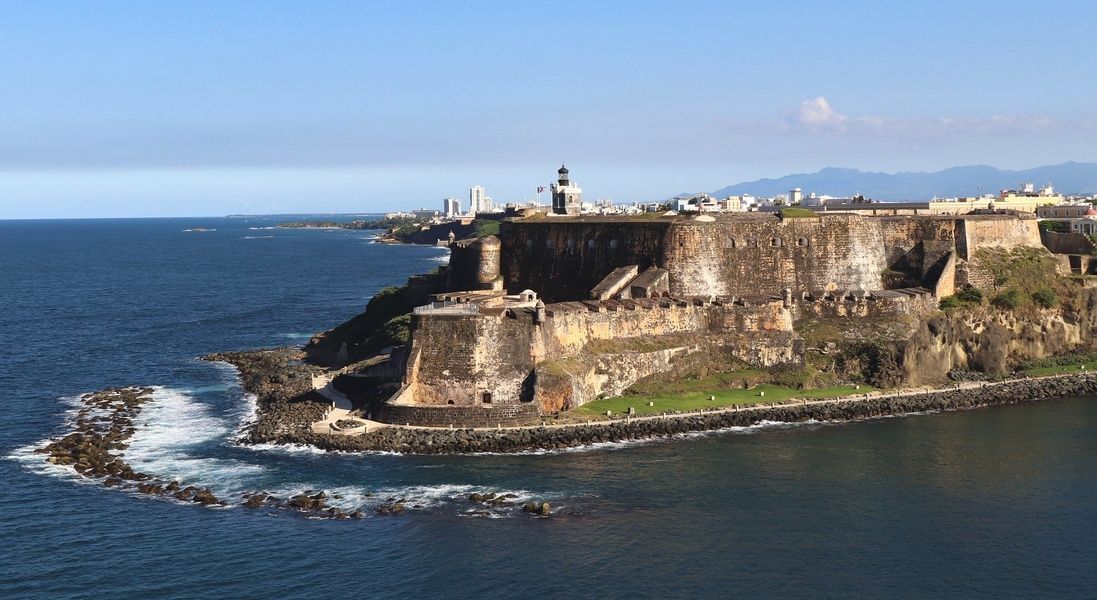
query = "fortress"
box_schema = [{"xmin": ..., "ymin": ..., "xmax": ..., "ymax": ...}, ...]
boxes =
[{"xmin": 373, "ymin": 202, "xmax": 1061, "ymax": 426}]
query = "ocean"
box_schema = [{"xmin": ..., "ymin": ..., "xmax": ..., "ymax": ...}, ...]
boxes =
[{"xmin": 1, "ymin": 217, "xmax": 1095, "ymax": 599}]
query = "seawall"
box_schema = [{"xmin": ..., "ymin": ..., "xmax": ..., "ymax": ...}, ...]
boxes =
[{"xmin": 279, "ymin": 371, "xmax": 1097, "ymax": 454}]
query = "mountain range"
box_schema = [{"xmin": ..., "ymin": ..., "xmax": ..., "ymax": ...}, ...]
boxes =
[{"xmin": 711, "ymin": 162, "xmax": 1097, "ymax": 201}]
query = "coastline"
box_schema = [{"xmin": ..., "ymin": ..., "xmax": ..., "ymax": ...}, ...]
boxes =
[{"xmin": 213, "ymin": 347, "xmax": 1097, "ymax": 454}]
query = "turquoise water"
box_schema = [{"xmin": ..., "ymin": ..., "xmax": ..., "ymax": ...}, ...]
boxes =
[{"xmin": 1, "ymin": 217, "xmax": 1095, "ymax": 598}]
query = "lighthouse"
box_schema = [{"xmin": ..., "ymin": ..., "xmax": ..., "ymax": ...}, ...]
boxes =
[{"xmin": 551, "ymin": 164, "xmax": 582, "ymax": 215}]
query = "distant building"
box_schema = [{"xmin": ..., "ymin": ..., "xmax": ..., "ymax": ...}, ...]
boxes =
[
  {"xmin": 721, "ymin": 195, "xmax": 747, "ymax": 212},
  {"xmin": 997, "ymin": 182, "xmax": 1064, "ymax": 210},
  {"xmin": 673, "ymin": 197, "xmax": 695, "ymax": 212},
  {"xmin": 1037, "ymin": 204, "xmax": 1091, "ymax": 219},
  {"xmin": 412, "ymin": 208, "xmax": 440, "ymax": 220},
  {"xmin": 469, "ymin": 186, "xmax": 486, "ymax": 216},
  {"xmin": 789, "ymin": 188, "xmax": 803, "ymax": 205},
  {"xmin": 1071, "ymin": 209, "xmax": 1097, "ymax": 235},
  {"xmin": 442, "ymin": 197, "xmax": 461, "ymax": 218},
  {"xmin": 551, "ymin": 165, "xmax": 582, "ymax": 215}
]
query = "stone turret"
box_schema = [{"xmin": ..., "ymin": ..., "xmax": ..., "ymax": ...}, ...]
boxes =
[
  {"xmin": 534, "ymin": 299, "xmax": 546, "ymax": 324},
  {"xmin": 476, "ymin": 235, "xmax": 503, "ymax": 290}
]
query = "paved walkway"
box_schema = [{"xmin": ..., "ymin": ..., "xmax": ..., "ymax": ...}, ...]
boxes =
[{"xmin": 310, "ymin": 376, "xmax": 386, "ymax": 435}]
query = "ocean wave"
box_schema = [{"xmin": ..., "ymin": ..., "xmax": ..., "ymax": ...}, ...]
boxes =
[
  {"xmin": 122, "ymin": 387, "xmax": 266, "ymax": 490},
  {"xmin": 277, "ymin": 332, "xmax": 314, "ymax": 340},
  {"xmin": 242, "ymin": 235, "xmax": 274, "ymax": 239},
  {"xmin": 7, "ymin": 439, "xmax": 87, "ymax": 481},
  {"xmin": 259, "ymin": 482, "xmax": 545, "ymax": 513}
]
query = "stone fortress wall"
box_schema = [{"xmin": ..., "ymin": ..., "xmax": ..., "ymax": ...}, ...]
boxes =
[
  {"xmin": 396, "ymin": 289, "xmax": 937, "ymax": 417},
  {"xmin": 496, "ymin": 213, "xmax": 1042, "ymax": 301},
  {"xmin": 384, "ymin": 212, "xmax": 1047, "ymax": 425}
]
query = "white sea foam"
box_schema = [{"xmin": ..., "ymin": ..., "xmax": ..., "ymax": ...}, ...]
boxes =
[
  {"xmin": 122, "ymin": 387, "xmax": 266, "ymax": 490},
  {"xmin": 277, "ymin": 332, "xmax": 314, "ymax": 340},
  {"xmin": 7, "ymin": 393, "xmax": 117, "ymax": 481},
  {"xmin": 7, "ymin": 439, "xmax": 85, "ymax": 481},
  {"xmin": 242, "ymin": 235, "xmax": 274, "ymax": 239},
  {"xmin": 241, "ymin": 442, "xmax": 348, "ymax": 456}
]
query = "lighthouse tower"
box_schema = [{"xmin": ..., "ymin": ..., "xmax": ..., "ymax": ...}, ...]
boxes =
[{"xmin": 551, "ymin": 165, "xmax": 582, "ymax": 215}]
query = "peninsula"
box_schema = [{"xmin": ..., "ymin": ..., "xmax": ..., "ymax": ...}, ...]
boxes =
[{"xmin": 209, "ymin": 166, "xmax": 1097, "ymax": 453}]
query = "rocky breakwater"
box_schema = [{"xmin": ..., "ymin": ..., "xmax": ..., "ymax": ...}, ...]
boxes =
[
  {"xmin": 32, "ymin": 387, "xmax": 375, "ymax": 519},
  {"xmin": 34, "ymin": 387, "xmax": 226, "ymax": 507},
  {"xmin": 280, "ymin": 373, "xmax": 1097, "ymax": 454}
]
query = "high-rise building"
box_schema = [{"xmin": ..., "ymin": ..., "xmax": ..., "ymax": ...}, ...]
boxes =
[
  {"xmin": 469, "ymin": 186, "xmax": 485, "ymax": 215},
  {"xmin": 443, "ymin": 197, "xmax": 461, "ymax": 218},
  {"xmin": 789, "ymin": 188, "xmax": 803, "ymax": 205},
  {"xmin": 551, "ymin": 165, "xmax": 582, "ymax": 215}
]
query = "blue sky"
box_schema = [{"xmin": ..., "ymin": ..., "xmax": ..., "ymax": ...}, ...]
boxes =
[{"xmin": 1, "ymin": 0, "xmax": 1095, "ymax": 218}]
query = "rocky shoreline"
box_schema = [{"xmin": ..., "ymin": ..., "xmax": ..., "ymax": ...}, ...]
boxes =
[
  {"xmin": 213, "ymin": 346, "xmax": 1097, "ymax": 454},
  {"xmin": 32, "ymin": 385, "xmax": 434, "ymax": 519},
  {"xmin": 30, "ymin": 357, "xmax": 1096, "ymax": 520}
]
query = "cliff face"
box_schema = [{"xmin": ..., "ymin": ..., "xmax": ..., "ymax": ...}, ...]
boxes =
[{"xmin": 872, "ymin": 288, "xmax": 1097, "ymax": 386}]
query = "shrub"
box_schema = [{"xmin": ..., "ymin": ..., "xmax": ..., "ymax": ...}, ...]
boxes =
[
  {"xmin": 939, "ymin": 296, "xmax": 961, "ymax": 310},
  {"xmin": 378, "ymin": 314, "xmax": 412, "ymax": 347},
  {"xmin": 1039, "ymin": 220, "xmax": 1069, "ymax": 233},
  {"xmin": 1032, "ymin": 287, "xmax": 1058, "ymax": 308},
  {"xmin": 955, "ymin": 287, "xmax": 983, "ymax": 304},
  {"xmin": 991, "ymin": 288, "xmax": 1023, "ymax": 310}
]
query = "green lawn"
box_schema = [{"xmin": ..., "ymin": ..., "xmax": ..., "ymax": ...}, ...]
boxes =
[
  {"xmin": 579, "ymin": 382, "xmax": 872, "ymax": 417},
  {"xmin": 1021, "ymin": 362, "xmax": 1097, "ymax": 377},
  {"xmin": 475, "ymin": 219, "xmax": 500, "ymax": 237}
]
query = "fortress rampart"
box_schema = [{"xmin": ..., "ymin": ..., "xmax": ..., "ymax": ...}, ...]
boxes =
[
  {"xmin": 393, "ymin": 288, "xmax": 937, "ymax": 418},
  {"xmin": 378, "ymin": 212, "xmax": 1048, "ymax": 426},
  {"xmin": 496, "ymin": 213, "xmax": 1041, "ymax": 301}
]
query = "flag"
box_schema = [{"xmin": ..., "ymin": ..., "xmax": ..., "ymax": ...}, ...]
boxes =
[{"xmin": 537, "ymin": 186, "xmax": 545, "ymax": 193}]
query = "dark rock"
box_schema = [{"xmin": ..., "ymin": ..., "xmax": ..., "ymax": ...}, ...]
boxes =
[{"xmin": 192, "ymin": 489, "xmax": 219, "ymax": 505}]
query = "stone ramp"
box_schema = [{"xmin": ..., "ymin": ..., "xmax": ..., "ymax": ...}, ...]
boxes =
[{"xmin": 590, "ymin": 265, "xmax": 639, "ymax": 300}]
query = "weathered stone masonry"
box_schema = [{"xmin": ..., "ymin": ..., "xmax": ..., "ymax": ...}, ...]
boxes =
[{"xmin": 381, "ymin": 212, "xmax": 1047, "ymax": 425}]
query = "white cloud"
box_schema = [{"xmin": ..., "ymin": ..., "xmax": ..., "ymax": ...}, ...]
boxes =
[
  {"xmin": 768, "ymin": 96, "xmax": 1069, "ymax": 137},
  {"xmin": 784, "ymin": 96, "xmax": 848, "ymax": 132}
]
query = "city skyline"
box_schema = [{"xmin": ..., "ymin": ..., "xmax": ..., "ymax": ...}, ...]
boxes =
[{"xmin": 3, "ymin": 1, "xmax": 1097, "ymax": 218}]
